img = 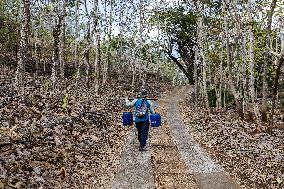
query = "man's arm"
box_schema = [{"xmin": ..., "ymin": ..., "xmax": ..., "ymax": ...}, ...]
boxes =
[
  {"xmin": 148, "ymin": 100, "xmax": 155, "ymax": 114},
  {"xmin": 125, "ymin": 97, "xmax": 137, "ymax": 107}
]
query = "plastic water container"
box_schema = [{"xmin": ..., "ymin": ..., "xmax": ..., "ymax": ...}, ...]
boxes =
[
  {"xmin": 150, "ymin": 114, "xmax": 161, "ymax": 127},
  {"xmin": 122, "ymin": 112, "xmax": 133, "ymax": 126}
]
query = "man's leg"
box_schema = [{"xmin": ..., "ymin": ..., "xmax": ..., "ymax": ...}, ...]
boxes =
[
  {"xmin": 135, "ymin": 122, "xmax": 142, "ymax": 144},
  {"xmin": 140, "ymin": 121, "xmax": 150, "ymax": 149}
]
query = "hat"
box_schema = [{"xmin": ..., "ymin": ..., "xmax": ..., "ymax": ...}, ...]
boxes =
[{"xmin": 140, "ymin": 89, "xmax": 148, "ymax": 97}]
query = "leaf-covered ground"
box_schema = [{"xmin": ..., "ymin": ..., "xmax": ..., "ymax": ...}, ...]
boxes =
[
  {"xmin": 179, "ymin": 90, "xmax": 284, "ymax": 189},
  {"xmin": 0, "ymin": 67, "xmax": 172, "ymax": 188}
]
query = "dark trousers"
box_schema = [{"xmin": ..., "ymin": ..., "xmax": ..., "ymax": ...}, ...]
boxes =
[{"xmin": 135, "ymin": 121, "xmax": 150, "ymax": 148}]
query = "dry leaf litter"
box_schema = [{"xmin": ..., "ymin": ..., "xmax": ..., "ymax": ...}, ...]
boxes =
[
  {"xmin": 179, "ymin": 89, "xmax": 284, "ymax": 189},
  {"xmin": 0, "ymin": 66, "xmax": 172, "ymax": 188}
]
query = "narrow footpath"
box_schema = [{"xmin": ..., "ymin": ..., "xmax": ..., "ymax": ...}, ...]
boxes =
[
  {"xmin": 111, "ymin": 87, "xmax": 241, "ymax": 189},
  {"xmin": 111, "ymin": 126, "xmax": 155, "ymax": 189},
  {"xmin": 167, "ymin": 87, "xmax": 241, "ymax": 189}
]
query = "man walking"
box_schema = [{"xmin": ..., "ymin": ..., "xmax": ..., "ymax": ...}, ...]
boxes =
[{"xmin": 125, "ymin": 89, "xmax": 155, "ymax": 151}]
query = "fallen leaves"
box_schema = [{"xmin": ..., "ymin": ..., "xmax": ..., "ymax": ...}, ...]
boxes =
[
  {"xmin": 0, "ymin": 68, "xmax": 173, "ymax": 188},
  {"xmin": 180, "ymin": 93, "xmax": 284, "ymax": 189}
]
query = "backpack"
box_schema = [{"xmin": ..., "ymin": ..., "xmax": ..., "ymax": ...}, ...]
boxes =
[{"xmin": 135, "ymin": 99, "xmax": 148, "ymax": 118}]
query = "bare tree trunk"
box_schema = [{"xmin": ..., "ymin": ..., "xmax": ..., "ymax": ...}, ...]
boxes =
[
  {"xmin": 51, "ymin": 10, "xmax": 63, "ymax": 94},
  {"xmin": 270, "ymin": 18, "xmax": 284, "ymax": 130},
  {"xmin": 194, "ymin": 49, "xmax": 198, "ymax": 106},
  {"xmin": 241, "ymin": 32, "xmax": 248, "ymax": 113},
  {"xmin": 156, "ymin": 3, "xmax": 161, "ymax": 94},
  {"xmin": 59, "ymin": 0, "xmax": 67, "ymax": 79},
  {"xmin": 33, "ymin": 18, "xmax": 39, "ymax": 76},
  {"xmin": 84, "ymin": 0, "xmax": 91, "ymax": 87},
  {"xmin": 74, "ymin": 0, "xmax": 79, "ymax": 70},
  {"xmin": 196, "ymin": 1, "xmax": 209, "ymax": 109},
  {"xmin": 75, "ymin": 0, "xmax": 81, "ymax": 93},
  {"xmin": 222, "ymin": 0, "xmax": 243, "ymax": 118},
  {"xmin": 247, "ymin": 0, "xmax": 261, "ymax": 125},
  {"xmin": 262, "ymin": 0, "xmax": 277, "ymax": 121},
  {"xmin": 218, "ymin": 45, "xmax": 224, "ymax": 109},
  {"xmin": 118, "ymin": 0, "xmax": 124, "ymax": 67},
  {"xmin": 15, "ymin": 0, "xmax": 30, "ymax": 91},
  {"xmin": 103, "ymin": 0, "xmax": 113, "ymax": 85},
  {"xmin": 93, "ymin": 0, "xmax": 100, "ymax": 95}
]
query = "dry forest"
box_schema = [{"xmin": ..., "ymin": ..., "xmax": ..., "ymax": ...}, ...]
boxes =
[{"xmin": 0, "ymin": 0, "xmax": 283, "ymax": 188}]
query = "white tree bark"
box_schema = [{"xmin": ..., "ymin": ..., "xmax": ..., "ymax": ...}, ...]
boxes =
[
  {"xmin": 247, "ymin": 0, "xmax": 261, "ymax": 124},
  {"xmin": 196, "ymin": 1, "xmax": 209, "ymax": 109},
  {"xmin": 59, "ymin": 0, "xmax": 67, "ymax": 79},
  {"xmin": 15, "ymin": 0, "xmax": 30, "ymax": 91},
  {"xmin": 103, "ymin": 0, "xmax": 113, "ymax": 85},
  {"xmin": 93, "ymin": 0, "xmax": 100, "ymax": 95},
  {"xmin": 217, "ymin": 43, "xmax": 223, "ymax": 109},
  {"xmin": 222, "ymin": 0, "xmax": 243, "ymax": 116},
  {"xmin": 194, "ymin": 48, "xmax": 198, "ymax": 105}
]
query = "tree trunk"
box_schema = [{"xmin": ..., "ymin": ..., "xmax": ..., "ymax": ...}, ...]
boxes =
[
  {"xmin": 222, "ymin": 0, "xmax": 243, "ymax": 118},
  {"xmin": 59, "ymin": 0, "xmax": 67, "ymax": 79},
  {"xmin": 167, "ymin": 53, "xmax": 191, "ymax": 80},
  {"xmin": 118, "ymin": 0, "xmax": 124, "ymax": 67},
  {"xmin": 156, "ymin": 17, "xmax": 161, "ymax": 95},
  {"xmin": 51, "ymin": 10, "xmax": 63, "ymax": 94},
  {"xmin": 84, "ymin": 0, "xmax": 91, "ymax": 87},
  {"xmin": 262, "ymin": 0, "xmax": 277, "ymax": 122},
  {"xmin": 218, "ymin": 45, "xmax": 223, "ymax": 109},
  {"xmin": 93, "ymin": 0, "xmax": 100, "ymax": 95},
  {"xmin": 74, "ymin": 0, "xmax": 79, "ymax": 70},
  {"xmin": 247, "ymin": 0, "xmax": 261, "ymax": 125},
  {"xmin": 194, "ymin": 49, "xmax": 198, "ymax": 106},
  {"xmin": 270, "ymin": 18, "xmax": 284, "ymax": 130},
  {"xmin": 103, "ymin": 0, "xmax": 113, "ymax": 85},
  {"xmin": 15, "ymin": 0, "xmax": 30, "ymax": 90},
  {"xmin": 196, "ymin": 1, "xmax": 209, "ymax": 109}
]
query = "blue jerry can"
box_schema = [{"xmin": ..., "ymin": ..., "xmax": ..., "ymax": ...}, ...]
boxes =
[
  {"xmin": 122, "ymin": 112, "xmax": 133, "ymax": 126},
  {"xmin": 150, "ymin": 114, "xmax": 161, "ymax": 127}
]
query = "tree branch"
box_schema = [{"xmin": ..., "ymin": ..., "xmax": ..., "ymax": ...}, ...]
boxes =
[
  {"xmin": 267, "ymin": 48, "xmax": 281, "ymax": 58},
  {"xmin": 166, "ymin": 52, "xmax": 191, "ymax": 80}
]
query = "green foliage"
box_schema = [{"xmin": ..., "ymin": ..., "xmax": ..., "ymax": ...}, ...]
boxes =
[
  {"xmin": 0, "ymin": 3, "xmax": 20, "ymax": 56},
  {"xmin": 160, "ymin": 60, "xmax": 179, "ymax": 80},
  {"xmin": 91, "ymin": 72, "xmax": 98, "ymax": 78},
  {"xmin": 207, "ymin": 89, "xmax": 217, "ymax": 107},
  {"xmin": 44, "ymin": 80, "xmax": 50, "ymax": 86},
  {"xmin": 280, "ymin": 97, "xmax": 284, "ymax": 108},
  {"xmin": 207, "ymin": 88, "xmax": 235, "ymax": 107},
  {"xmin": 72, "ymin": 72, "xmax": 78, "ymax": 80},
  {"xmin": 108, "ymin": 36, "xmax": 132, "ymax": 50},
  {"xmin": 62, "ymin": 94, "xmax": 69, "ymax": 110},
  {"xmin": 152, "ymin": 6, "xmax": 197, "ymax": 44},
  {"xmin": 150, "ymin": 5, "xmax": 198, "ymax": 84}
]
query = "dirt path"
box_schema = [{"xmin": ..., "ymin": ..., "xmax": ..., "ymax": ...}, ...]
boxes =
[
  {"xmin": 111, "ymin": 127, "xmax": 155, "ymax": 189},
  {"xmin": 167, "ymin": 87, "xmax": 241, "ymax": 189},
  {"xmin": 111, "ymin": 87, "xmax": 241, "ymax": 189},
  {"xmin": 149, "ymin": 97, "xmax": 198, "ymax": 189}
]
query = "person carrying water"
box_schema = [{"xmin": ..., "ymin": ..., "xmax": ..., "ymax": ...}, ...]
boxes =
[{"xmin": 125, "ymin": 89, "xmax": 155, "ymax": 151}]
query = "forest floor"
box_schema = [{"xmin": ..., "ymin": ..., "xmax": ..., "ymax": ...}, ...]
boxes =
[
  {"xmin": 179, "ymin": 87, "xmax": 284, "ymax": 189},
  {"xmin": 0, "ymin": 65, "xmax": 173, "ymax": 189}
]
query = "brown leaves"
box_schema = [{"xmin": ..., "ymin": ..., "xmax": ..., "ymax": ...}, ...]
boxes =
[
  {"xmin": 0, "ymin": 70, "xmax": 172, "ymax": 188},
  {"xmin": 58, "ymin": 167, "xmax": 66, "ymax": 179},
  {"xmin": 180, "ymin": 96, "xmax": 284, "ymax": 189}
]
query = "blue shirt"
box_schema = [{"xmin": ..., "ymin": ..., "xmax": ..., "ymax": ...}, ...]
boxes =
[{"xmin": 125, "ymin": 98, "xmax": 155, "ymax": 122}]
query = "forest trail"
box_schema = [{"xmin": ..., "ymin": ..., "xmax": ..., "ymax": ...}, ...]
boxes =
[
  {"xmin": 167, "ymin": 87, "xmax": 241, "ymax": 189},
  {"xmin": 111, "ymin": 126, "xmax": 155, "ymax": 189},
  {"xmin": 111, "ymin": 86, "xmax": 241, "ymax": 189}
]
